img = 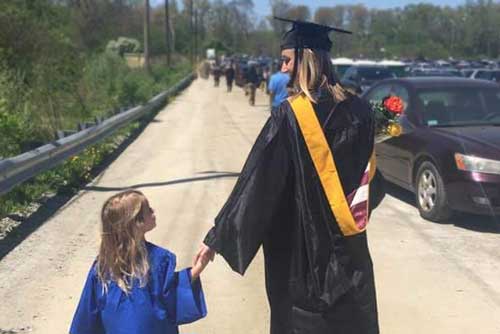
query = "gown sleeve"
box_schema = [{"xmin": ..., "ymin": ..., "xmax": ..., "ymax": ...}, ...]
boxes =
[
  {"xmin": 161, "ymin": 253, "xmax": 207, "ymax": 325},
  {"xmin": 203, "ymin": 109, "xmax": 290, "ymax": 275},
  {"xmin": 69, "ymin": 264, "xmax": 104, "ymax": 334}
]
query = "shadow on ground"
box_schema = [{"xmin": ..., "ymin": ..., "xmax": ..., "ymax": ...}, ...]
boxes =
[
  {"xmin": 84, "ymin": 172, "xmax": 239, "ymax": 192},
  {"xmin": 385, "ymin": 181, "xmax": 500, "ymax": 234}
]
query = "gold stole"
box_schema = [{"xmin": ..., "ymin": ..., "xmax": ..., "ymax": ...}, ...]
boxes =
[{"xmin": 288, "ymin": 94, "xmax": 376, "ymax": 236}]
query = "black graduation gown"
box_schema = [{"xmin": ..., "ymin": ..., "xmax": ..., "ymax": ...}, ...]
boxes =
[{"xmin": 204, "ymin": 90, "xmax": 385, "ymax": 334}]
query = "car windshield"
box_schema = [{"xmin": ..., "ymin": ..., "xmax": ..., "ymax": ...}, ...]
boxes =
[
  {"xmin": 358, "ymin": 68, "xmax": 394, "ymax": 80},
  {"xmin": 418, "ymin": 87, "xmax": 500, "ymax": 127}
]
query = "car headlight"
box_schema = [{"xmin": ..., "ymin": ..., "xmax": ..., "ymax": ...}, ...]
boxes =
[{"xmin": 454, "ymin": 153, "xmax": 500, "ymax": 175}]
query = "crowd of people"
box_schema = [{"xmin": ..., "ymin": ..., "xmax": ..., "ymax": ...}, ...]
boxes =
[{"xmin": 207, "ymin": 56, "xmax": 290, "ymax": 109}]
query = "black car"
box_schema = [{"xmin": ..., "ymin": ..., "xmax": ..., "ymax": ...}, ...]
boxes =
[
  {"xmin": 362, "ymin": 77, "xmax": 500, "ymax": 221},
  {"xmin": 409, "ymin": 68, "xmax": 464, "ymax": 78},
  {"xmin": 341, "ymin": 66, "xmax": 396, "ymax": 93}
]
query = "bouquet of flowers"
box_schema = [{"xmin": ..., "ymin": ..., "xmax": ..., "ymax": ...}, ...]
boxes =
[{"xmin": 371, "ymin": 95, "xmax": 404, "ymax": 143}]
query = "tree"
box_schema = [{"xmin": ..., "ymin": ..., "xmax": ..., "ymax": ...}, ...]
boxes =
[
  {"xmin": 144, "ymin": 0, "xmax": 151, "ymax": 72},
  {"xmin": 269, "ymin": 0, "xmax": 291, "ymax": 38},
  {"xmin": 164, "ymin": 0, "xmax": 171, "ymax": 66},
  {"xmin": 286, "ymin": 5, "xmax": 310, "ymax": 21}
]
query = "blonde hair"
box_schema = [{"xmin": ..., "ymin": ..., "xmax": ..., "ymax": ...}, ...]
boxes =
[
  {"xmin": 293, "ymin": 48, "xmax": 349, "ymax": 104},
  {"xmin": 97, "ymin": 190, "xmax": 150, "ymax": 293}
]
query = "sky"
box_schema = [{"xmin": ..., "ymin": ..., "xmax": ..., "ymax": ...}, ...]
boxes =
[
  {"xmin": 152, "ymin": 0, "xmax": 467, "ymax": 18},
  {"xmin": 252, "ymin": 0, "xmax": 467, "ymax": 17}
]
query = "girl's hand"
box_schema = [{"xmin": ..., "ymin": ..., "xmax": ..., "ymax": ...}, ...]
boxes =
[{"xmin": 191, "ymin": 243, "xmax": 215, "ymax": 281}]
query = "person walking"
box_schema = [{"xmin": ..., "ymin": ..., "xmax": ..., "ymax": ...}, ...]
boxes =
[
  {"xmin": 261, "ymin": 66, "xmax": 271, "ymax": 92},
  {"xmin": 225, "ymin": 62, "xmax": 236, "ymax": 92},
  {"xmin": 268, "ymin": 65, "xmax": 290, "ymax": 114},
  {"xmin": 245, "ymin": 63, "xmax": 260, "ymax": 106},
  {"xmin": 195, "ymin": 17, "xmax": 385, "ymax": 334},
  {"xmin": 212, "ymin": 64, "xmax": 221, "ymax": 87}
]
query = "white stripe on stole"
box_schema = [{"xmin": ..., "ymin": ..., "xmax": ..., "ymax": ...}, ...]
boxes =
[
  {"xmin": 351, "ymin": 184, "xmax": 369, "ymax": 207},
  {"xmin": 349, "ymin": 162, "xmax": 371, "ymax": 207}
]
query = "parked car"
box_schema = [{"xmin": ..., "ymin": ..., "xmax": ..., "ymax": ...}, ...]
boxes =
[
  {"xmin": 460, "ymin": 68, "xmax": 475, "ymax": 78},
  {"xmin": 362, "ymin": 77, "xmax": 500, "ymax": 221},
  {"xmin": 341, "ymin": 65, "xmax": 396, "ymax": 93},
  {"xmin": 409, "ymin": 68, "xmax": 464, "ymax": 77},
  {"xmin": 470, "ymin": 69, "xmax": 500, "ymax": 83},
  {"xmin": 331, "ymin": 57, "xmax": 355, "ymax": 78}
]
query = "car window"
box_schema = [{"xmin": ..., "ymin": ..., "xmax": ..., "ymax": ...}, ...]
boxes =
[
  {"xmin": 476, "ymin": 71, "xmax": 491, "ymax": 80},
  {"xmin": 483, "ymin": 90, "xmax": 500, "ymax": 117},
  {"xmin": 417, "ymin": 87, "xmax": 500, "ymax": 126},
  {"xmin": 462, "ymin": 70, "xmax": 474, "ymax": 77},
  {"xmin": 365, "ymin": 84, "xmax": 393, "ymax": 103},
  {"xmin": 358, "ymin": 67, "xmax": 394, "ymax": 80},
  {"xmin": 343, "ymin": 67, "xmax": 356, "ymax": 80}
]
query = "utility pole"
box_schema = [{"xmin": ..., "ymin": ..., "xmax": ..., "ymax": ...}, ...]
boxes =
[
  {"xmin": 194, "ymin": 8, "xmax": 198, "ymax": 63},
  {"xmin": 164, "ymin": 0, "xmax": 171, "ymax": 67},
  {"xmin": 189, "ymin": 0, "xmax": 194, "ymax": 65},
  {"xmin": 144, "ymin": 0, "xmax": 151, "ymax": 73}
]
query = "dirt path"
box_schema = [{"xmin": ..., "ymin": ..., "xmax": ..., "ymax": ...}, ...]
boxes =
[{"xmin": 0, "ymin": 79, "xmax": 499, "ymax": 334}]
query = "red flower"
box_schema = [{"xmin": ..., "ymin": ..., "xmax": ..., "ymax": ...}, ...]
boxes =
[{"xmin": 383, "ymin": 96, "xmax": 404, "ymax": 114}]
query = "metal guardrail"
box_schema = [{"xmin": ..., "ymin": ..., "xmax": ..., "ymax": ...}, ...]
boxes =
[{"xmin": 0, "ymin": 73, "xmax": 196, "ymax": 196}]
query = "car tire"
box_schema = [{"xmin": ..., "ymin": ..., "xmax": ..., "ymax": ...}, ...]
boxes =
[{"xmin": 415, "ymin": 161, "xmax": 452, "ymax": 222}]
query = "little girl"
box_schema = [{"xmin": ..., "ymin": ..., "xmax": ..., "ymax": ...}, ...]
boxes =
[{"xmin": 70, "ymin": 190, "xmax": 208, "ymax": 334}]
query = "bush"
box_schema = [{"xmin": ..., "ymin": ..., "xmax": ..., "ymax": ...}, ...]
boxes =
[
  {"xmin": 106, "ymin": 37, "xmax": 141, "ymax": 56},
  {"xmin": 0, "ymin": 61, "xmax": 36, "ymax": 157},
  {"xmin": 117, "ymin": 69, "xmax": 156, "ymax": 106},
  {"xmin": 79, "ymin": 52, "xmax": 130, "ymax": 118}
]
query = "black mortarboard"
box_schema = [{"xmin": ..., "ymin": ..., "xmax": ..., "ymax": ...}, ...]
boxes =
[{"xmin": 274, "ymin": 16, "xmax": 352, "ymax": 51}]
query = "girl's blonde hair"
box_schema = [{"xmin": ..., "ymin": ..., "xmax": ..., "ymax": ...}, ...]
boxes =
[
  {"xmin": 97, "ymin": 190, "xmax": 150, "ymax": 293},
  {"xmin": 293, "ymin": 48, "xmax": 349, "ymax": 104}
]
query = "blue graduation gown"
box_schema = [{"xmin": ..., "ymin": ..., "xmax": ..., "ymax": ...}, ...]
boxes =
[{"xmin": 70, "ymin": 242, "xmax": 207, "ymax": 334}]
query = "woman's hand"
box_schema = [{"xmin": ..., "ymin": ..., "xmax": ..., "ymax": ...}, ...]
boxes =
[{"xmin": 191, "ymin": 243, "xmax": 216, "ymax": 280}]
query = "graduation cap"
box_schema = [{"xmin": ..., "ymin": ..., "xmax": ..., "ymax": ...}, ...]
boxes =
[
  {"xmin": 274, "ymin": 17, "xmax": 352, "ymax": 88},
  {"xmin": 274, "ymin": 16, "xmax": 352, "ymax": 51}
]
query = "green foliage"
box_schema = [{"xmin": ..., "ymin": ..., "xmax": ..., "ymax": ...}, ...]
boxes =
[
  {"xmin": 0, "ymin": 61, "xmax": 35, "ymax": 157},
  {"xmin": 0, "ymin": 1, "xmax": 192, "ymax": 219},
  {"xmin": 0, "ymin": 128, "xmax": 131, "ymax": 218},
  {"xmin": 118, "ymin": 69, "xmax": 157, "ymax": 106},
  {"xmin": 0, "ymin": 100, "xmax": 25, "ymax": 158},
  {"xmin": 0, "ymin": 57, "xmax": 190, "ymax": 218},
  {"xmin": 79, "ymin": 52, "xmax": 131, "ymax": 117}
]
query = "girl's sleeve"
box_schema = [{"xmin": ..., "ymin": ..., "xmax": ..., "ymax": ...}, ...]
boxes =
[
  {"xmin": 161, "ymin": 253, "xmax": 207, "ymax": 325},
  {"xmin": 69, "ymin": 265, "xmax": 104, "ymax": 334}
]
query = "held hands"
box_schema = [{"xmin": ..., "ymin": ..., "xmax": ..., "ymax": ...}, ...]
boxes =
[{"xmin": 191, "ymin": 243, "xmax": 216, "ymax": 281}]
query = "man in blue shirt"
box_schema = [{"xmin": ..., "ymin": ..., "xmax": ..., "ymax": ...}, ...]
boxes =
[{"xmin": 268, "ymin": 68, "xmax": 290, "ymax": 113}]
